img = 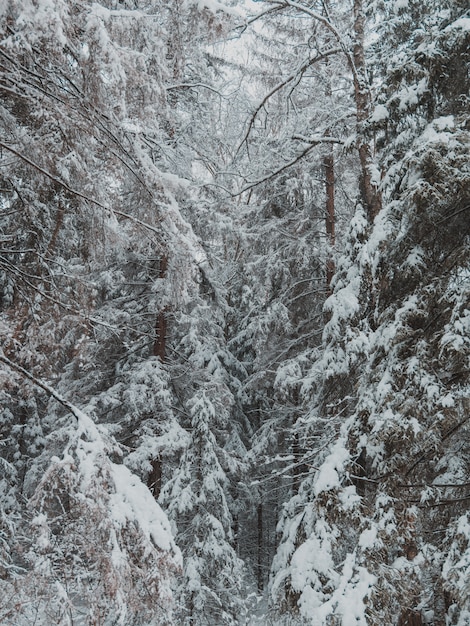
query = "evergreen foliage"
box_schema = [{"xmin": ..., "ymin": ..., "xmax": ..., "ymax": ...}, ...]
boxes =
[
  {"xmin": 270, "ymin": 2, "xmax": 470, "ymax": 624},
  {"xmin": 1, "ymin": 0, "xmax": 468, "ymax": 624}
]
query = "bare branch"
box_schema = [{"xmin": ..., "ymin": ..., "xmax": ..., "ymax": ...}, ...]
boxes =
[
  {"xmin": 293, "ymin": 134, "xmax": 343, "ymax": 145},
  {"xmin": 236, "ymin": 4, "xmax": 286, "ymax": 33},
  {"xmin": 233, "ymin": 142, "xmax": 317, "ymax": 196},
  {"xmin": 0, "ymin": 141, "xmax": 163, "ymax": 238},
  {"xmin": 0, "ymin": 352, "xmax": 81, "ymax": 422},
  {"xmin": 235, "ymin": 47, "xmax": 342, "ymax": 156},
  {"xmin": 166, "ymin": 82, "xmax": 230, "ymax": 97}
]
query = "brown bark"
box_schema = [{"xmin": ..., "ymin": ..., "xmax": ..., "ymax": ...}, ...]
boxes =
[
  {"xmin": 398, "ymin": 610, "xmax": 423, "ymax": 626},
  {"xmin": 147, "ymin": 458, "xmax": 162, "ymax": 499},
  {"xmin": 153, "ymin": 309, "xmax": 167, "ymax": 360},
  {"xmin": 324, "ymin": 151, "xmax": 336, "ymax": 290},
  {"xmin": 257, "ymin": 503, "xmax": 263, "ymax": 592},
  {"xmin": 149, "ymin": 254, "xmax": 168, "ymax": 500},
  {"xmin": 153, "ymin": 254, "xmax": 168, "ymax": 361},
  {"xmin": 352, "ymin": 0, "xmax": 382, "ymax": 222}
]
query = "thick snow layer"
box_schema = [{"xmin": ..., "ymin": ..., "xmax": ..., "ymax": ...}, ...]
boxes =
[
  {"xmin": 314, "ymin": 440, "xmax": 349, "ymax": 496},
  {"xmin": 290, "ymin": 535, "xmax": 334, "ymax": 586},
  {"xmin": 295, "ymin": 553, "xmax": 376, "ymax": 625},
  {"xmin": 109, "ymin": 462, "xmax": 176, "ymax": 553},
  {"xmin": 359, "ymin": 526, "xmax": 378, "ymax": 550},
  {"xmin": 60, "ymin": 404, "xmax": 180, "ymax": 560},
  {"xmin": 370, "ymin": 104, "xmax": 389, "ymax": 123},
  {"xmin": 418, "ymin": 116, "xmax": 455, "ymax": 146}
]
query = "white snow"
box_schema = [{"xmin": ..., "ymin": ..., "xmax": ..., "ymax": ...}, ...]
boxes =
[
  {"xmin": 419, "ymin": 116, "xmax": 455, "ymax": 147},
  {"xmin": 393, "ymin": 0, "xmax": 409, "ymax": 11},
  {"xmin": 446, "ymin": 17, "xmax": 470, "ymax": 32},
  {"xmin": 314, "ymin": 440, "xmax": 349, "ymax": 496},
  {"xmin": 405, "ymin": 246, "xmax": 426, "ymax": 269},
  {"xmin": 290, "ymin": 535, "xmax": 334, "ymax": 587},
  {"xmin": 109, "ymin": 462, "xmax": 177, "ymax": 553},
  {"xmin": 398, "ymin": 78, "xmax": 428, "ymax": 112},
  {"xmin": 295, "ymin": 553, "xmax": 376, "ymax": 626},
  {"xmin": 52, "ymin": 400, "xmax": 180, "ymax": 562},
  {"xmin": 359, "ymin": 526, "xmax": 378, "ymax": 549},
  {"xmin": 370, "ymin": 104, "xmax": 389, "ymax": 123}
]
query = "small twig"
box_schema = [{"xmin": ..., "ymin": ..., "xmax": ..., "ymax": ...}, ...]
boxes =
[
  {"xmin": 0, "ymin": 353, "xmax": 81, "ymax": 422},
  {"xmin": 233, "ymin": 143, "xmax": 317, "ymax": 196},
  {"xmin": 0, "ymin": 141, "xmax": 163, "ymax": 237}
]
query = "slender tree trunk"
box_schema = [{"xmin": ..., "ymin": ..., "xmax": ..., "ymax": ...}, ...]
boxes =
[
  {"xmin": 147, "ymin": 458, "xmax": 162, "ymax": 499},
  {"xmin": 153, "ymin": 254, "xmax": 168, "ymax": 360},
  {"xmin": 324, "ymin": 150, "xmax": 335, "ymax": 290},
  {"xmin": 352, "ymin": 0, "xmax": 381, "ymax": 222},
  {"xmin": 149, "ymin": 253, "xmax": 168, "ymax": 499},
  {"xmin": 291, "ymin": 388, "xmax": 305, "ymax": 495},
  {"xmin": 292, "ymin": 430, "xmax": 305, "ymax": 495},
  {"xmin": 257, "ymin": 503, "xmax": 263, "ymax": 592}
]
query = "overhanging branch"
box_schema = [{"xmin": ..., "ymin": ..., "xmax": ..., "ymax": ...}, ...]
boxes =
[
  {"xmin": 0, "ymin": 141, "xmax": 163, "ymax": 238},
  {"xmin": 235, "ymin": 47, "xmax": 342, "ymax": 157},
  {"xmin": 0, "ymin": 352, "xmax": 81, "ymax": 422}
]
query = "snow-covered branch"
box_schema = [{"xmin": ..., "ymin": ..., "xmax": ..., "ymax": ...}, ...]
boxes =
[{"xmin": 235, "ymin": 47, "xmax": 342, "ymax": 156}]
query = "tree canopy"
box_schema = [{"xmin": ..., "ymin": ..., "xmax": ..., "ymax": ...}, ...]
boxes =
[{"xmin": 1, "ymin": 0, "xmax": 469, "ymax": 624}]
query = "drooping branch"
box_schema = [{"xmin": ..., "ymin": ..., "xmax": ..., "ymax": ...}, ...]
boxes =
[
  {"xmin": 0, "ymin": 45, "xmax": 157, "ymax": 194},
  {"xmin": 166, "ymin": 82, "xmax": 230, "ymax": 97},
  {"xmin": 0, "ymin": 141, "xmax": 163, "ymax": 237},
  {"xmin": 235, "ymin": 47, "xmax": 342, "ymax": 156},
  {"xmin": 292, "ymin": 134, "xmax": 343, "ymax": 145},
  {"xmin": 0, "ymin": 352, "xmax": 81, "ymax": 422}
]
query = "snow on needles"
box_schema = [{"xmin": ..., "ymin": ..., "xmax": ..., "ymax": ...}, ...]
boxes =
[
  {"xmin": 109, "ymin": 463, "xmax": 175, "ymax": 553},
  {"xmin": 314, "ymin": 439, "xmax": 350, "ymax": 496},
  {"xmin": 61, "ymin": 405, "xmax": 180, "ymax": 560}
]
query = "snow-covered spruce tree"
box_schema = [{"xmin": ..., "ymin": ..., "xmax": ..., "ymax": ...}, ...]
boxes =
[
  {"xmin": 162, "ymin": 388, "xmax": 245, "ymax": 625},
  {"xmin": 270, "ymin": 2, "xmax": 469, "ymax": 624},
  {"xmin": 0, "ymin": 356, "xmax": 182, "ymax": 625},
  {"xmin": 0, "ymin": 0, "xmax": 221, "ymax": 621},
  {"xmin": 221, "ymin": 0, "xmax": 361, "ymax": 594},
  {"xmin": 222, "ymin": 173, "xmax": 328, "ymax": 591},
  {"xmin": 153, "ymin": 225, "xmax": 251, "ymax": 622}
]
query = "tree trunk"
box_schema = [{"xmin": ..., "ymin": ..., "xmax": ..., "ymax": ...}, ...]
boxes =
[
  {"xmin": 150, "ymin": 254, "xmax": 168, "ymax": 501},
  {"xmin": 153, "ymin": 254, "xmax": 168, "ymax": 360},
  {"xmin": 257, "ymin": 503, "xmax": 263, "ymax": 592},
  {"xmin": 324, "ymin": 150, "xmax": 335, "ymax": 290},
  {"xmin": 147, "ymin": 458, "xmax": 162, "ymax": 499},
  {"xmin": 352, "ymin": 0, "xmax": 381, "ymax": 222}
]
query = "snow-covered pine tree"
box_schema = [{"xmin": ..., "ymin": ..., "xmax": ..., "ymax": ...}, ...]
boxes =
[
  {"xmin": 221, "ymin": 0, "xmax": 360, "ymax": 594},
  {"xmin": 0, "ymin": 0, "xmax": 227, "ymax": 621},
  {"xmin": 162, "ymin": 387, "xmax": 245, "ymax": 625},
  {"xmin": 270, "ymin": 1, "xmax": 469, "ymax": 624}
]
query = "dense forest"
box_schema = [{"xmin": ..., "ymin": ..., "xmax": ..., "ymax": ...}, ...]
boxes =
[{"xmin": 0, "ymin": 0, "xmax": 469, "ymax": 624}]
